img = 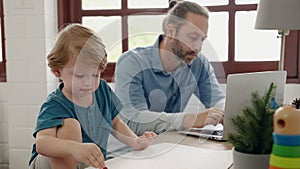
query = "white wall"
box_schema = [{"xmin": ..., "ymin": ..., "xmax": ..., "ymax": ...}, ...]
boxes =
[
  {"xmin": 0, "ymin": 0, "xmax": 57, "ymax": 169},
  {"xmin": 0, "ymin": 0, "xmax": 299, "ymax": 169},
  {"xmin": 0, "ymin": 84, "xmax": 8, "ymax": 169}
]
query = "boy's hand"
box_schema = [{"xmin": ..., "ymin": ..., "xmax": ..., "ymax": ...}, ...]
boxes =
[
  {"xmin": 132, "ymin": 131, "xmax": 157, "ymax": 150},
  {"xmin": 72, "ymin": 142, "xmax": 107, "ymax": 169}
]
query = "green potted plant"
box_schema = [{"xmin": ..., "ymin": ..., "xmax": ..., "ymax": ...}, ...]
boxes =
[{"xmin": 228, "ymin": 83, "xmax": 278, "ymax": 169}]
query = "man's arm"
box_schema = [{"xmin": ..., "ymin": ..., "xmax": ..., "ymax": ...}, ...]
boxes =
[
  {"xmin": 115, "ymin": 53, "xmax": 225, "ymax": 135},
  {"xmin": 194, "ymin": 55, "xmax": 226, "ymax": 109},
  {"xmin": 115, "ymin": 52, "xmax": 185, "ymax": 135},
  {"xmin": 119, "ymin": 106, "xmax": 185, "ymax": 135}
]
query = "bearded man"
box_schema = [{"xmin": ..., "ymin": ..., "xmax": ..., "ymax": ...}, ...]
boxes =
[{"xmin": 115, "ymin": 1, "xmax": 225, "ymax": 135}]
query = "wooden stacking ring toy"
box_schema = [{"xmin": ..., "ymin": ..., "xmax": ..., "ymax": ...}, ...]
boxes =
[
  {"xmin": 271, "ymin": 144, "xmax": 300, "ymax": 158},
  {"xmin": 272, "ymin": 133, "xmax": 300, "ymax": 146},
  {"xmin": 270, "ymin": 154, "xmax": 300, "ymax": 168}
]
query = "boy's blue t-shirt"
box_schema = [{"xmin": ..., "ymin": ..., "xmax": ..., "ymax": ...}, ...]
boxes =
[{"xmin": 29, "ymin": 79, "xmax": 122, "ymax": 165}]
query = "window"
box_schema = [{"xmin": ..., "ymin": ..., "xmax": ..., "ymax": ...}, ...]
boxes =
[
  {"xmin": 58, "ymin": 0, "xmax": 300, "ymax": 83},
  {"xmin": 0, "ymin": 0, "xmax": 5, "ymax": 82}
]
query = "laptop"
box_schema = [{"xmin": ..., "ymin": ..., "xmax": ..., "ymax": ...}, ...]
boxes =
[{"xmin": 178, "ymin": 71, "xmax": 287, "ymax": 141}]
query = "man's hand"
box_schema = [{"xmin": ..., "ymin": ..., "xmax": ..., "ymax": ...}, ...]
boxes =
[{"xmin": 182, "ymin": 108, "xmax": 224, "ymax": 129}]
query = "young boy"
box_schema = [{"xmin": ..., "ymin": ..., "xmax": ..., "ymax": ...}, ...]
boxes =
[{"xmin": 29, "ymin": 24, "xmax": 156, "ymax": 169}]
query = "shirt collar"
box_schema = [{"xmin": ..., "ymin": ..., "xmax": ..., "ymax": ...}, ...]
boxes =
[{"xmin": 151, "ymin": 35, "xmax": 164, "ymax": 73}]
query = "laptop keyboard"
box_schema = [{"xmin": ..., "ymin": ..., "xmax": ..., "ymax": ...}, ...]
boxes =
[{"xmin": 189, "ymin": 128, "xmax": 223, "ymax": 136}]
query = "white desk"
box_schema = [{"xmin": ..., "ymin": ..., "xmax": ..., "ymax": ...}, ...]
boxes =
[
  {"xmin": 151, "ymin": 131, "xmax": 234, "ymax": 169},
  {"xmin": 87, "ymin": 131, "xmax": 234, "ymax": 169}
]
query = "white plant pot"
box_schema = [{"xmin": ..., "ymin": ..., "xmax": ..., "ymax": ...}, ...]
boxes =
[{"xmin": 233, "ymin": 148, "xmax": 270, "ymax": 169}]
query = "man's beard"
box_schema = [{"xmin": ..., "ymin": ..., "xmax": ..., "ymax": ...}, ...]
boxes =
[{"xmin": 171, "ymin": 38, "xmax": 197, "ymax": 64}]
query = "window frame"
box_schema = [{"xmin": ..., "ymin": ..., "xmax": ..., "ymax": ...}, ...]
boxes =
[
  {"xmin": 0, "ymin": 0, "xmax": 6, "ymax": 82},
  {"xmin": 58, "ymin": 0, "xmax": 300, "ymax": 83}
]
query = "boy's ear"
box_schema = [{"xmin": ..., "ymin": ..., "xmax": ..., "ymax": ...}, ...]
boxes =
[{"xmin": 51, "ymin": 68, "xmax": 61, "ymax": 77}]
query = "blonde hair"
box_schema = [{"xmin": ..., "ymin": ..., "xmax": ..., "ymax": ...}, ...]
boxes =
[{"xmin": 47, "ymin": 23, "xmax": 107, "ymax": 71}]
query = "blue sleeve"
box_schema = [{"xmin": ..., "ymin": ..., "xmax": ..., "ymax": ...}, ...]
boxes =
[
  {"xmin": 114, "ymin": 50, "xmax": 187, "ymax": 135},
  {"xmin": 192, "ymin": 55, "xmax": 225, "ymax": 108},
  {"xmin": 33, "ymin": 98, "xmax": 75, "ymax": 137}
]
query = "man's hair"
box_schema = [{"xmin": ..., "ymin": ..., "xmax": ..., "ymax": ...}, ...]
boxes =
[
  {"xmin": 163, "ymin": 1, "xmax": 209, "ymax": 34},
  {"xmin": 168, "ymin": 0, "xmax": 179, "ymax": 10},
  {"xmin": 47, "ymin": 23, "xmax": 107, "ymax": 71}
]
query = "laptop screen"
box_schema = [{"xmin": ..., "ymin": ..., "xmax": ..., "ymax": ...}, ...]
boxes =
[
  {"xmin": 177, "ymin": 71, "xmax": 287, "ymax": 141},
  {"xmin": 223, "ymin": 71, "xmax": 287, "ymax": 140}
]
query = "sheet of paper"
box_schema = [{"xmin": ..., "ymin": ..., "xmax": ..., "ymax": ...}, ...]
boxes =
[{"xmin": 86, "ymin": 143, "xmax": 233, "ymax": 169}]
